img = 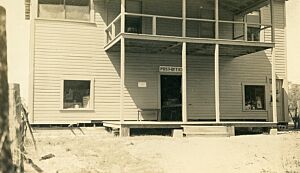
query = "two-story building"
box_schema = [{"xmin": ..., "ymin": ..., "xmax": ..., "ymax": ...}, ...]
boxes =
[{"xmin": 28, "ymin": 0, "xmax": 289, "ymax": 135}]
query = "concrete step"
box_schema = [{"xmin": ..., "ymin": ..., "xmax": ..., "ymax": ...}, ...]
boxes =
[
  {"xmin": 185, "ymin": 133, "xmax": 230, "ymax": 137},
  {"xmin": 182, "ymin": 125, "xmax": 235, "ymax": 137}
]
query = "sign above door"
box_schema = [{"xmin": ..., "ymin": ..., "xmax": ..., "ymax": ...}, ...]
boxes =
[{"xmin": 159, "ymin": 66, "xmax": 182, "ymax": 73}]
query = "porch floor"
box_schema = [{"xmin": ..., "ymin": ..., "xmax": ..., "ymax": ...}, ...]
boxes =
[{"xmin": 103, "ymin": 120, "xmax": 277, "ymax": 129}]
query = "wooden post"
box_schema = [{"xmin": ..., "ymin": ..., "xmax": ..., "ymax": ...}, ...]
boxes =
[
  {"xmin": 112, "ymin": 23, "xmax": 116, "ymax": 39},
  {"xmin": 182, "ymin": 0, "xmax": 187, "ymax": 122},
  {"xmin": 120, "ymin": 37, "xmax": 125, "ymax": 123},
  {"xmin": 215, "ymin": 0, "xmax": 219, "ymax": 39},
  {"xmin": 244, "ymin": 15, "xmax": 247, "ymax": 41},
  {"xmin": 270, "ymin": 0, "xmax": 275, "ymax": 43},
  {"xmin": 90, "ymin": 0, "xmax": 95, "ymax": 22},
  {"xmin": 119, "ymin": 0, "xmax": 126, "ymax": 125},
  {"xmin": 152, "ymin": 16, "xmax": 156, "ymax": 35},
  {"xmin": 270, "ymin": 0, "xmax": 277, "ymax": 123},
  {"xmin": 120, "ymin": 126, "xmax": 130, "ymax": 137},
  {"xmin": 182, "ymin": 0, "xmax": 186, "ymax": 37},
  {"xmin": 271, "ymin": 48, "xmax": 277, "ymax": 123},
  {"xmin": 9, "ymin": 84, "xmax": 25, "ymax": 173},
  {"xmin": 215, "ymin": 44, "xmax": 220, "ymax": 122},
  {"xmin": 214, "ymin": 0, "xmax": 220, "ymax": 122},
  {"xmin": 182, "ymin": 42, "xmax": 187, "ymax": 122},
  {"xmin": 0, "ymin": 6, "xmax": 14, "ymax": 173},
  {"xmin": 121, "ymin": 0, "xmax": 125, "ymax": 33}
]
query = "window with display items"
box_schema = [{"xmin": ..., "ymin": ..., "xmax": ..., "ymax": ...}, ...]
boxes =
[
  {"xmin": 244, "ymin": 85, "xmax": 266, "ymax": 111},
  {"xmin": 63, "ymin": 80, "xmax": 91, "ymax": 109}
]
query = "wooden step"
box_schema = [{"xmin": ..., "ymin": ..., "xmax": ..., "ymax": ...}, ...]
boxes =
[{"xmin": 182, "ymin": 125, "xmax": 235, "ymax": 137}]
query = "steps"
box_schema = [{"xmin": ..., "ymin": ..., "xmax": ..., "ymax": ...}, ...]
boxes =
[{"xmin": 182, "ymin": 125, "xmax": 235, "ymax": 137}]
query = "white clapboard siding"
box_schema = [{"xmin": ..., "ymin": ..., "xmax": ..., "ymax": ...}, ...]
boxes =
[
  {"xmin": 32, "ymin": 0, "xmax": 286, "ymax": 123},
  {"xmin": 261, "ymin": 1, "xmax": 287, "ymax": 79},
  {"xmin": 33, "ymin": 0, "xmax": 122, "ymax": 122}
]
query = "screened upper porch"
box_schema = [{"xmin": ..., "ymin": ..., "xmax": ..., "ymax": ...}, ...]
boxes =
[{"xmin": 105, "ymin": 0, "xmax": 274, "ymax": 49}]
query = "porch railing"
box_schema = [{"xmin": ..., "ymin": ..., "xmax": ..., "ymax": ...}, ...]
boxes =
[
  {"xmin": 105, "ymin": 12, "xmax": 273, "ymax": 44},
  {"xmin": 105, "ymin": 14, "xmax": 121, "ymax": 43}
]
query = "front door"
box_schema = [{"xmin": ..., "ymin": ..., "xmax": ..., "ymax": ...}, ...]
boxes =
[{"xmin": 160, "ymin": 75, "xmax": 182, "ymax": 121}]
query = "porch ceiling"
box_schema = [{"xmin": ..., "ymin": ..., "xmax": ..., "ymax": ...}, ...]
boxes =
[
  {"xmin": 220, "ymin": 0, "xmax": 269, "ymax": 15},
  {"xmin": 107, "ymin": 38, "xmax": 272, "ymax": 57}
]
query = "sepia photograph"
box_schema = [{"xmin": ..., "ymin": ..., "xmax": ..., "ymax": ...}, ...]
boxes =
[{"xmin": 0, "ymin": 0, "xmax": 300, "ymax": 172}]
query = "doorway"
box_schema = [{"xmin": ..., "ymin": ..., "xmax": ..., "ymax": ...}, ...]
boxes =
[{"xmin": 160, "ymin": 75, "xmax": 182, "ymax": 121}]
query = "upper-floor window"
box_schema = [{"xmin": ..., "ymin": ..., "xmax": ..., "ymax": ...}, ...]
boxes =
[
  {"xmin": 246, "ymin": 11, "xmax": 261, "ymax": 41},
  {"xmin": 38, "ymin": 0, "xmax": 90, "ymax": 21},
  {"xmin": 125, "ymin": 0, "xmax": 142, "ymax": 33}
]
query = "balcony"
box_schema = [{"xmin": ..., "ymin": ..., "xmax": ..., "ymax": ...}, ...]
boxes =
[{"xmin": 104, "ymin": 0, "xmax": 275, "ymax": 57}]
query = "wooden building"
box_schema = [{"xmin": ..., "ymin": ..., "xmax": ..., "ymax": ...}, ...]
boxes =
[{"xmin": 28, "ymin": 0, "xmax": 289, "ymax": 134}]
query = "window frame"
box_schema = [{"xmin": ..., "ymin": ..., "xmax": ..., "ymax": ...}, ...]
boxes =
[
  {"xmin": 242, "ymin": 83, "xmax": 267, "ymax": 112},
  {"xmin": 246, "ymin": 10, "xmax": 261, "ymax": 42},
  {"xmin": 37, "ymin": 0, "xmax": 94, "ymax": 23},
  {"xmin": 125, "ymin": 0, "xmax": 143, "ymax": 34},
  {"xmin": 60, "ymin": 77, "xmax": 95, "ymax": 111}
]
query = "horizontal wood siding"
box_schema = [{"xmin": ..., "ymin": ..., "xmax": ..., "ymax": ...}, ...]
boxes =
[
  {"xmin": 32, "ymin": 0, "xmax": 286, "ymax": 123},
  {"xmin": 123, "ymin": 52, "xmax": 271, "ymax": 120},
  {"xmin": 261, "ymin": 1, "xmax": 286, "ymax": 79},
  {"xmin": 273, "ymin": 0, "xmax": 287, "ymax": 79},
  {"xmin": 123, "ymin": 53, "xmax": 182, "ymax": 119},
  {"xmin": 33, "ymin": 0, "xmax": 122, "ymax": 122},
  {"xmin": 219, "ymin": 52, "xmax": 271, "ymax": 120}
]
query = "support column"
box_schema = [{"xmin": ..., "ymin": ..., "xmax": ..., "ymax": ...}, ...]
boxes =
[
  {"xmin": 270, "ymin": 0, "xmax": 275, "ymax": 43},
  {"xmin": 182, "ymin": 42, "xmax": 187, "ymax": 122},
  {"xmin": 271, "ymin": 48, "xmax": 277, "ymax": 123},
  {"xmin": 215, "ymin": 44, "xmax": 220, "ymax": 122},
  {"xmin": 90, "ymin": 0, "xmax": 95, "ymax": 22},
  {"xmin": 121, "ymin": 0, "xmax": 125, "ymax": 33},
  {"xmin": 120, "ymin": 37, "xmax": 125, "ymax": 123},
  {"xmin": 270, "ymin": 0, "xmax": 277, "ymax": 123},
  {"xmin": 244, "ymin": 15, "xmax": 247, "ymax": 41},
  {"xmin": 182, "ymin": 0, "xmax": 187, "ymax": 122},
  {"xmin": 182, "ymin": 0, "xmax": 186, "ymax": 37},
  {"xmin": 214, "ymin": 0, "xmax": 220, "ymax": 123},
  {"xmin": 215, "ymin": 0, "xmax": 219, "ymax": 39},
  {"xmin": 119, "ymin": 0, "xmax": 126, "ymax": 124}
]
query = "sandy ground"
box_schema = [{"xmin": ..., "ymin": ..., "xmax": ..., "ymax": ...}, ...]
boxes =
[{"xmin": 24, "ymin": 129, "xmax": 300, "ymax": 173}]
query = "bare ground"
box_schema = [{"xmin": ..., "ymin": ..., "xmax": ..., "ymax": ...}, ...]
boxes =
[{"xmin": 24, "ymin": 129, "xmax": 300, "ymax": 173}]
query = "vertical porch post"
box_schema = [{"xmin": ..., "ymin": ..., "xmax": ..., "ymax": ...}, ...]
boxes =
[
  {"xmin": 214, "ymin": 0, "xmax": 220, "ymax": 122},
  {"xmin": 90, "ymin": 0, "xmax": 95, "ymax": 22},
  {"xmin": 271, "ymin": 48, "xmax": 277, "ymax": 123},
  {"xmin": 244, "ymin": 15, "xmax": 247, "ymax": 41},
  {"xmin": 215, "ymin": 0, "xmax": 219, "ymax": 39},
  {"xmin": 270, "ymin": 0, "xmax": 277, "ymax": 123},
  {"xmin": 181, "ymin": 0, "xmax": 187, "ymax": 122},
  {"xmin": 182, "ymin": 42, "xmax": 187, "ymax": 122},
  {"xmin": 120, "ymin": 0, "xmax": 126, "ymax": 123},
  {"xmin": 214, "ymin": 44, "xmax": 220, "ymax": 122},
  {"xmin": 120, "ymin": 38, "xmax": 125, "ymax": 123},
  {"xmin": 121, "ymin": 0, "xmax": 125, "ymax": 33},
  {"xmin": 182, "ymin": 0, "xmax": 186, "ymax": 37}
]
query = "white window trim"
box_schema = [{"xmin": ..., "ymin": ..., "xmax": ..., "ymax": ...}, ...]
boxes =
[
  {"xmin": 37, "ymin": 0, "xmax": 95, "ymax": 23},
  {"xmin": 60, "ymin": 77, "xmax": 95, "ymax": 111},
  {"xmin": 242, "ymin": 83, "xmax": 267, "ymax": 112}
]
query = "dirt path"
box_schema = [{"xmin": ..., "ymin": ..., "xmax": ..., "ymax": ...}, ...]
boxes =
[{"xmin": 24, "ymin": 130, "xmax": 300, "ymax": 173}]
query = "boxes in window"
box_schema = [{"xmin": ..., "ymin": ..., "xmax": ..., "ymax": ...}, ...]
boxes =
[{"xmin": 82, "ymin": 96, "xmax": 90, "ymax": 108}]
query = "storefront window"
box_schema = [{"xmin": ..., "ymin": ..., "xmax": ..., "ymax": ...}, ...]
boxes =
[
  {"xmin": 63, "ymin": 80, "xmax": 91, "ymax": 109},
  {"xmin": 244, "ymin": 85, "xmax": 266, "ymax": 111}
]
